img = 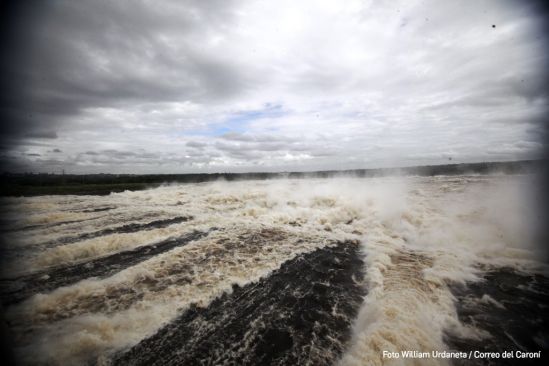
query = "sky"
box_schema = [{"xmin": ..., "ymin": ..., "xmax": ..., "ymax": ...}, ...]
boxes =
[{"xmin": 0, "ymin": 0, "xmax": 547, "ymax": 174}]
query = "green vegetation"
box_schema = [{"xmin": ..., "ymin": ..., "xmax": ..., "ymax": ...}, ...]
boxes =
[
  {"xmin": 0, "ymin": 182, "xmax": 157, "ymax": 197},
  {"xmin": 0, "ymin": 160, "xmax": 545, "ymax": 197}
]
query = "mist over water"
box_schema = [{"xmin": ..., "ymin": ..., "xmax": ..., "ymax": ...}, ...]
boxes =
[{"xmin": 0, "ymin": 174, "xmax": 546, "ymax": 365}]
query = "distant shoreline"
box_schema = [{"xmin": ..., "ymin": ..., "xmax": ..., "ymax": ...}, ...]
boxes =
[{"xmin": 1, "ymin": 159, "xmax": 546, "ymax": 197}]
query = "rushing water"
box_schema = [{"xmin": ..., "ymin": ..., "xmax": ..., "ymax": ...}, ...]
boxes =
[{"xmin": 0, "ymin": 175, "xmax": 547, "ymax": 365}]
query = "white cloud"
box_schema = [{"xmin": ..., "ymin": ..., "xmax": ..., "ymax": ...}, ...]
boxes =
[{"xmin": 3, "ymin": 0, "xmax": 547, "ymax": 173}]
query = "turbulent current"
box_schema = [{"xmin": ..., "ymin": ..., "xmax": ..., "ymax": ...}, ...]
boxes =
[{"xmin": 0, "ymin": 175, "xmax": 547, "ymax": 365}]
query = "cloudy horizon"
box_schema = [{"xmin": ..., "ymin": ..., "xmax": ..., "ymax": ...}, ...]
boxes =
[{"xmin": 1, "ymin": 0, "xmax": 547, "ymax": 174}]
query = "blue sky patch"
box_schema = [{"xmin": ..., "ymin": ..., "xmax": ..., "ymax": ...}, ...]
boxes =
[{"xmin": 186, "ymin": 103, "xmax": 286, "ymax": 137}]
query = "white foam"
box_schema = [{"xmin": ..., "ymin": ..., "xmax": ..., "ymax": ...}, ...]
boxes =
[
  {"xmin": 8, "ymin": 226, "xmax": 335, "ymax": 364},
  {"xmin": 340, "ymin": 174, "xmax": 544, "ymax": 365},
  {"xmin": 2, "ymin": 174, "xmax": 545, "ymax": 365}
]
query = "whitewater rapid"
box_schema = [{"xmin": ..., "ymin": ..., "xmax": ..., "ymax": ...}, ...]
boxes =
[{"xmin": 0, "ymin": 174, "xmax": 546, "ymax": 365}]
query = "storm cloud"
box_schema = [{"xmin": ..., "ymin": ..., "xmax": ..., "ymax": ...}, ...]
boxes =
[{"xmin": 1, "ymin": 0, "xmax": 547, "ymax": 173}]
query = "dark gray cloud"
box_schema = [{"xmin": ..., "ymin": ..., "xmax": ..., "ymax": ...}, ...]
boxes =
[
  {"xmin": 186, "ymin": 141, "xmax": 207, "ymax": 149},
  {"xmin": 22, "ymin": 131, "xmax": 58, "ymax": 139},
  {"xmin": 1, "ymin": 0, "xmax": 547, "ymax": 173},
  {"xmin": 1, "ymin": 0, "xmax": 244, "ymax": 145}
]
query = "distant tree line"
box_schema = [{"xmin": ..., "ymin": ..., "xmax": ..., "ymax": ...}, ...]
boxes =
[{"xmin": 0, "ymin": 159, "xmax": 545, "ymax": 197}]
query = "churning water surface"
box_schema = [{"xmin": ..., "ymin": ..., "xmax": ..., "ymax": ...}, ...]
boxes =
[{"xmin": 0, "ymin": 175, "xmax": 547, "ymax": 365}]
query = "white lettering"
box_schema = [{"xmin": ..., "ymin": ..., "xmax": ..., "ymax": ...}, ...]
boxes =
[
  {"xmin": 515, "ymin": 351, "xmax": 541, "ymax": 359},
  {"xmin": 383, "ymin": 351, "xmax": 399, "ymax": 359}
]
